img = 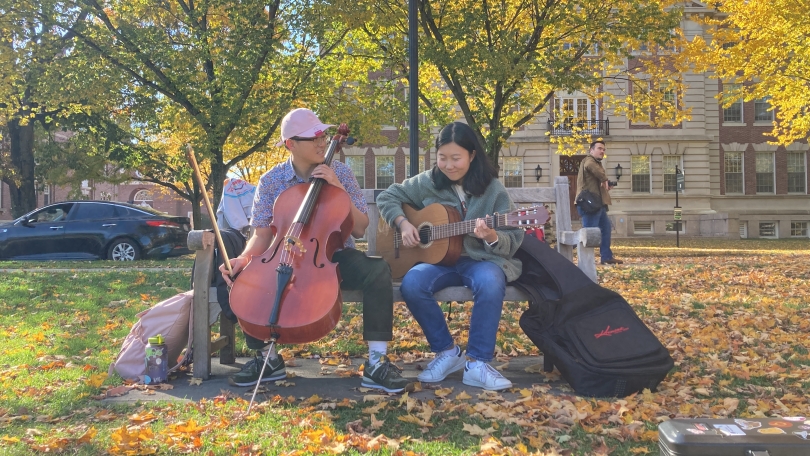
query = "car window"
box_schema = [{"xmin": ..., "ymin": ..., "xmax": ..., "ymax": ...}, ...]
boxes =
[
  {"xmin": 28, "ymin": 204, "xmax": 74, "ymax": 223},
  {"xmin": 72, "ymin": 203, "xmax": 118, "ymax": 220}
]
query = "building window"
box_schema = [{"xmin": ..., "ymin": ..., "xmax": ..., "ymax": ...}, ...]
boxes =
[
  {"xmin": 376, "ymin": 156, "xmax": 394, "ymax": 189},
  {"xmin": 759, "ymin": 221, "xmax": 777, "ymax": 239},
  {"xmin": 724, "ymin": 152, "xmax": 743, "ymax": 193},
  {"xmin": 133, "ymin": 190, "xmax": 153, "ymax": 207},
  {"xmin": 722, "ymin": 83, "xmax": 742, "ymax": 122},
  {"xmin": 99, "ymin": 191, "xmax": 113, "ymax": 201},
  {"xmin": 754, "ymin": 97, "xmax": 774, "ymax": 121},
  {"xmin": 553, "ymin": 95, "xmax": 600, "ymax": 132},
  {"xmin": 739, "ymin": 221, "xmax": 748, "ymax": 238},
  {"xmin": 787, "ymin": 152, "xmax": 806, "ymax": 193},
  {"xmin": 406, "ymin": 155, "xmax": 426, "ymax": 179},
  {"xmin": 755, "ymin": 153, "xmax": 774, "ymax": 193},
  {"xmin": 791, "ymin": 221, "xmax": 808, "ymax": 237},
  {"xmin": 631, "ymin": 155, "xmax": 651, "ymax": 193},
  {"xmin": 663, "ymin": 156, "xmax": 682, "ymax": 192},
  {"xmin": 502, "ymin": 157, "xmax": 523, "ymax": 188},
  {"xmin": 345, "ymin": 156, "xmax": 365, "ymax": 189},
  {"xmin": 665, "ymin": 221, "xmax": 685, "ymax": 234}
]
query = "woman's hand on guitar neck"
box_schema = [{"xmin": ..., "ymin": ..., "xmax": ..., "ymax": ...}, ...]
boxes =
[
  {"xmin": 398, "ymin": 219, "xmax": 420, "ymax": 247},
  {"xmin": 473, "ymin": 217, "xmax": 498, "ymax": 244}
]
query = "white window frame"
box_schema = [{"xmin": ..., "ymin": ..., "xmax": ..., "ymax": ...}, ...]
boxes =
[
  {"xmin": 345, "ymin": 156, "xmax": 365, "ymax": 189},
  {"xmin": 787, "ymin": 152, "xmax": 807, "ymax": 194},
  {"xmin": 759, "ymin": 221, "xmax": 778, "ymax": 239},
  {"xmin": 375, "ymin": 156, "xmax": 395, "ymax": 189},
  {"xmin": 502, "ymin": 157, "xmax": 524, "ymax": 188},
  {"xmin": 722, "ymin": 83, "xmax": 743, "ymax": 123},
  {"xmin": 133, "ymin": 189, "xmax": 153, "ymax": 207},
  {"xmin": 754, "ymin": 97, "xmax": 774, "ymax": 122},
  {"xmin": 662, "ymin": 156, "xmax": 683, "ymax": 193},
  {"xmin": 724, "ymin": 152, "xmax": 744, "ymax": 194},
  {"xmin": 554, "ymin": 95, "xmax": 600, "ymax": 132},
  {"xmin": 42, "ymin": 184, "xmax": 51, "ymax": 206},
  {"xmin": 790, "ymin": 221, "xmax": 809, "ymax": 238},
  {"xmin": 631, "ymin": 155, "xmax": 651, "ymax": 193},
  {"xmin": 406, "ymin": 155, "xmax": 426, "ymax": 179},
  {"xmin": 755, "ymin": 152, "xmax": 775, "ymax": 194}
]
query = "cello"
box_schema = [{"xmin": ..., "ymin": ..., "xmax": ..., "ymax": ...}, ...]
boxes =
[{"xmin": 228, "ymin": 124, "xmax": 354, "ymax": 345}]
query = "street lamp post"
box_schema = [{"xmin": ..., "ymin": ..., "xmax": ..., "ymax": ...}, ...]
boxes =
[{"xmin": 408, "ymin": 0, "xmax": 419, "ymax": 178}]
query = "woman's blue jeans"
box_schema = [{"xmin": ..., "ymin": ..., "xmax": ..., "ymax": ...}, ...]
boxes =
[
  {"xmin": 577, "ymin": 205, "xmax": 614, "ymax": 262},
  {"xmin": 400, "ymin": 256, "xmax": 506, "ymax": 362}
]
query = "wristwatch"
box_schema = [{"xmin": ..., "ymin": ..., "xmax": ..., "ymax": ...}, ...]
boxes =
[{"xmin": 485, "ymin": 238, "xmax": 499, "ymax": 247}]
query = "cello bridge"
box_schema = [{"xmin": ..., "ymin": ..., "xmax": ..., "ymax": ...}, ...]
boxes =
[{"xmin": 284, "ymin": 236, "xmax": 306, "ymax": 255}]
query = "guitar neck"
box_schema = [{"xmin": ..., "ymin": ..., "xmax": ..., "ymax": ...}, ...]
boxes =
[{"xmin": 428, "ymin": 214, "xmax": 507, "ymax": 241}]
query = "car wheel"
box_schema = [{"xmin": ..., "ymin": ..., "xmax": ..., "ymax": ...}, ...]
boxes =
[{"xmin": 108, "ymin": 239, "xmax": 141, "ymax": 261}]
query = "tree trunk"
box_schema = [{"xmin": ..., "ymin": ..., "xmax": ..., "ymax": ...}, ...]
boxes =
[{"xmin": 7, "ymin": 119, "xmax": 38, "ymax": 218}]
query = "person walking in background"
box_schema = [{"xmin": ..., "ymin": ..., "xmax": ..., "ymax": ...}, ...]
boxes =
[
  {"xmin": 576, "ymin": 140, "xmax": 623, "ymax": 265},
  {"xmin": 377, "ymin": 122, "xmax": 524, "ymax": 391}
]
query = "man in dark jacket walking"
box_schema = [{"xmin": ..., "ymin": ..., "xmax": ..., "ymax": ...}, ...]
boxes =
[{"xmin": 576, "ymin": 140, "xmax": 623, "ymax": 265}]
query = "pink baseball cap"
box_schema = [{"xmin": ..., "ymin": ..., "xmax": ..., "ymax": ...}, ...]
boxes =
[{"xmin": 275, "ymin": 108, "xmax": 334, "ymax": 147}]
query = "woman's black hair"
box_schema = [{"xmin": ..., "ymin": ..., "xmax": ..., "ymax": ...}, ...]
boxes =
[{"xmin": 430, "ymin": 122, "xmax": 497, "ymax": 196}]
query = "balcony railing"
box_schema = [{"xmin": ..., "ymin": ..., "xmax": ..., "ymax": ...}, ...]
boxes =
[{"xmin": 547, "ymin": 118, "xmax": 609, "ymax": 136}]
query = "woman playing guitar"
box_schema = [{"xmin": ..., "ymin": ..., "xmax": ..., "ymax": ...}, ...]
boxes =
[
  {"xmin": 377, "ymin": 122, "xmax": 525, "ymax": 391},
  {"xmin": 219, "ymin": 108, "xmax": 409, "ymax": 393}
]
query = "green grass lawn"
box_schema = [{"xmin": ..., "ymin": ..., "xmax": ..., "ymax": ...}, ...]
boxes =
[{"xmin": 1, "ymin": 239, "xmax": 809, "ymax": 455}]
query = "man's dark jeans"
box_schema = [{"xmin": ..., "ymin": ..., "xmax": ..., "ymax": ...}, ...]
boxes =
[
  {"xmin": 243, "ymin": 247, "xmax": 394, "ymax": 350},
  {"xmin": 577, "ymin": 205, "xmax": 614, "ymax": 262}
]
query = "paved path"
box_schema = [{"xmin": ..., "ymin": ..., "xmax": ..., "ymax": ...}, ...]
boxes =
[{"xmin": 104, "ymin": 355, "xmax": 568, "ymax": 404}]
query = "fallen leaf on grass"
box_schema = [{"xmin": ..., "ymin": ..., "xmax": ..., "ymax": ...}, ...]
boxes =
[
  {"xmin": 105, "ymin": 385, "xmax": 133, "ymax": 397},
  {"xmin": 369, "ymin": 414, "xmax": 385, "ymax": 430},
  {"xmin": 85, "ymin": 373, "xmax": 107, "ymax": 388},
  {"xmin": 463, "ymin": 423, "xmax": 494, "ymax": 436}
]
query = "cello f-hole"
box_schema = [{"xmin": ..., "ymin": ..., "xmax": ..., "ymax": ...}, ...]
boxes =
[
  {"xmin": 308, "ymin": 238, "xmax": 325, "ymax": 268},
  {"xmin": 261, "ymin": 241, "xmax": 284, "ymax": 263}
]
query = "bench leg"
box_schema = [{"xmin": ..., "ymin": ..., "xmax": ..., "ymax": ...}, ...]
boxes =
[{"xmin": 219, "ymin": 317, "xmax": 236, "ymax": 364}]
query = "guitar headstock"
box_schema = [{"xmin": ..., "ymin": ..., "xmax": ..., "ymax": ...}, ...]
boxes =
[{"xmin": 504, "ymin": 206, "xmax": 550, "ymax": 228}]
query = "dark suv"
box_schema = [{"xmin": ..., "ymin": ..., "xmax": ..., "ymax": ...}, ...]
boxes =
[{"xmin": 0, "ymin": 201, "xmax": 191, "ymax": 261}]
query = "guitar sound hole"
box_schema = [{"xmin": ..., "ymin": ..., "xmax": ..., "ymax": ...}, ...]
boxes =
[{"xmin": 418, "ymin": 226, "xmax": 431, "ymax": 244}]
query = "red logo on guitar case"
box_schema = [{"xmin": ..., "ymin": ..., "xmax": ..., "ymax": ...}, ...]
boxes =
[{"xmin": 595, "ymin": 325, "xmax": 629, "ymax": 338}]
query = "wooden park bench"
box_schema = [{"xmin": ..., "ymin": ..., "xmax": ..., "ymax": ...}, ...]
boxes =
[{"xmin": 187, "ymin": 176, "xmax": 601, "ymax": 379}]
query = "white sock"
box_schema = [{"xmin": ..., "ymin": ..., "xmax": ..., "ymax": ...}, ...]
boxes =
[
  {"xmin": 466, "ymin": 359, "xmax": 484, "ymax": 369},
  {"xmin": 368, "ymin": 341, "xmax": 387, "ymax": 365},
  {"xmin": 261, "ymin": 345, "xmax": 278, "ymax": 360}
]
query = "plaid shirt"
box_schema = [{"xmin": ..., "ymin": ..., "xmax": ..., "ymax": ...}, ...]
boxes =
[{"xmin": 250, "ymin": 158, "xmax": 367, "ymax": 248}]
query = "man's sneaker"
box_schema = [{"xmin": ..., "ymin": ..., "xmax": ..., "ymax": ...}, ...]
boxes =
[
  {"xmin": 361, "ymin": 356, "xmax": 411, "ymax": 393},
  {"xmin": 417, "ymin": 346, "xmax": 466, "ymax": 382},
  {"xmin": 228, "ymin": 354, "xmax": 286, "ymax": 387},
  {"xmin": 462, "ymin": 361, "xmax": 512, "ymax": 391}
]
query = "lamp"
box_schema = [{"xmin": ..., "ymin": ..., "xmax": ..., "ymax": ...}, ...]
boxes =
[
  {"xmin": 614, "ymin": 163, "xmax": 623, "ymax": 181},
  {"xmin": 535, "ymin": 165, "xmax": 543, "ymax": 182}
]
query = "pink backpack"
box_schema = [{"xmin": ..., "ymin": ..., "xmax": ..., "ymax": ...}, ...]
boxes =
[{"xmin": 109, "ymin": 291, "xmax": 194, "ymax": 381}]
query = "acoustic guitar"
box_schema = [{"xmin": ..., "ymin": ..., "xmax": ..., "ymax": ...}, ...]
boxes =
[{"xmin": 376, "ymin": 203, "xmax": 550, "ymax": 279}]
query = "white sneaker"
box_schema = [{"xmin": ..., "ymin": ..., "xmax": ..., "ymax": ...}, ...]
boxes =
[
  {"xmin": 417, "ymin": 346, "xmax": 466, "ymax": 382},
  {"xmin": 462, "ymin": 361, "xmax": 513, "ymax": 391}
]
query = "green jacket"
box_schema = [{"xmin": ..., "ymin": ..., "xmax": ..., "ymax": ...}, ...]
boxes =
[{"xmin": 377, "ymin": 171, "xmax": 524, "ymax": 282}]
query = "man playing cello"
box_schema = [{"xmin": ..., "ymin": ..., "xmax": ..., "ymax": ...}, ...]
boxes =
[{"xmin": 220, "ymin": 108, "xmax": 410, "ymax": 393}]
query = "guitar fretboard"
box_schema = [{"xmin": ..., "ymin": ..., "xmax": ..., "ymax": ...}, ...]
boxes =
[{"xmin": 395, "ymin": 213, "xmax": 509, "ymax": 244}]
